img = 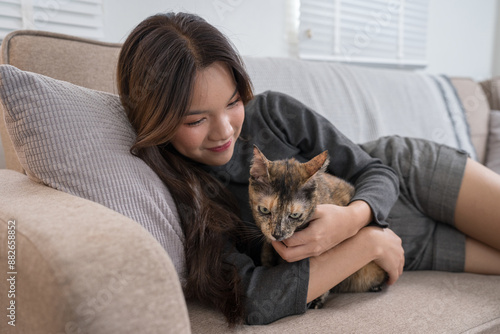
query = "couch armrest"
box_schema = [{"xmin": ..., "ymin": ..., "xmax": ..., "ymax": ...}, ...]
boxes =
[{"xmin": 0, "ymin": 170, "xmax": 190, "ymax": 334}]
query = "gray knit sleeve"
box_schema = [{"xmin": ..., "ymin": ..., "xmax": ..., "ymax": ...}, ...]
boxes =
[
  {"xmin": 224, "ymin": 247, "xmax": 309, "ymax": 325},
  {"xmin": 245, "ymin": 91, "xmax": 400, "ymax": 226}
]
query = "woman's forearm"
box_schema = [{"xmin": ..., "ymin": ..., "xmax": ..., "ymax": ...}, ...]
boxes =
[
  {"xmin": 306, "ymin": 228, "xmax": 376, "ymax": 302},
  {"xmin": 307, "ymin": 226, "xmax": 404, "ymax": 302},
  {"xmin": 347, "ymin": 200, "xmax": 374, "ymax": 232}
]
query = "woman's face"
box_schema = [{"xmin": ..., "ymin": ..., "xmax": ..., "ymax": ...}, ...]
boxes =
[{"xmin": 171, "ymin": 62, "xmax": 245, "ymax": 166}]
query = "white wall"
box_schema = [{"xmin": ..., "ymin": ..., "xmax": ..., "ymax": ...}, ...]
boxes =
[
  {"xmin": 492, "ymin": 2, "xmax": 500, "ymax": 78},
  {"xmin": 425, "ymin": 0, "xmax": 497, "ymax": 81},
  {"xmin": 103, "ymin": 0, "xmax": 290, "ymax": 57},
  {"xmin": 102, "ymin": 0, "xmax": 499, "ymax": 80}
]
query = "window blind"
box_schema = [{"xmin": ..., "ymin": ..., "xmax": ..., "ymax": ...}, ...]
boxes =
[
  {"xmin": 0, "ymin": 0, "xmax": 23, "ymax": 42},
  {"xmin": 0, "ymin": 0, "xmax": 103, "ymax": 44},
  {"xmin": 298, "ymin": 0, "xmax": 429, "ymax": 68}
]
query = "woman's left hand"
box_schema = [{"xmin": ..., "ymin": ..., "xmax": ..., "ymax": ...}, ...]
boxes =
[{"xmin": 272, "ymin": 201, "xmax": 373, "ymax": 262}]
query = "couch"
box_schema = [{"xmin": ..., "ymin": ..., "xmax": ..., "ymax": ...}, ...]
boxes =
[{"xmin": 0, "ymin": 30, "xmax": 499, "ymax": 334}]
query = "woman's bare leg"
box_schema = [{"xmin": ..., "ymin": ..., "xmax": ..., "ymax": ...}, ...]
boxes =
[
  {"xmin": 454, "ymin": 158, "xmax": 500, "ymax": 251},
  {"xmin": 464, "ymin": 237, "xmax": 500, "ymax": 274},
  {"xmin": 454, "ymin": 158, "xmax": 500, "ymax": 273}
]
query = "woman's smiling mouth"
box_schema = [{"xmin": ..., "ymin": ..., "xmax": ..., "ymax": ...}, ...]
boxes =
[{"xmin": 207, "ymin": 140, "xmax": 232, "ymax": 153}]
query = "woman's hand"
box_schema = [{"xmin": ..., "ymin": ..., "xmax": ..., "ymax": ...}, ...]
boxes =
[
  {"xmin": 272, "ymin": 201, "xmax": 373, "ymax": 262},
  {"xmin": 358, "ymin": 226, "xmax": 404, "ymax": 285}
]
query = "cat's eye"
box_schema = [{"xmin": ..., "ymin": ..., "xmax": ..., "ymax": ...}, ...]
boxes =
[
  {"xmin": 289, "ymin": 212, "xmax": 302, "ymax": 219},
  {"xmin": 258, "ymin": 206, "xmax": 271, "ymax": 215}
]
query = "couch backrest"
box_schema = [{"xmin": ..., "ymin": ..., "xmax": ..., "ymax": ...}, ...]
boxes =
[
  {"xmin": 0, "ymin": 30, "xmax": 493, "ymax": 172},
  {"xmin": 0, "ymin": 30, "xmax": 122, "ymax": 172},
  {"xmin": 1, "ymin": 30, "xmax": 121, "ymax": 93}
]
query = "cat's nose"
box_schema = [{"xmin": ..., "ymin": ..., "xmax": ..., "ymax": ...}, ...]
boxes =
[{"xmin": 272, "ymin": 231, "xmax": 285, "ymax": 241}]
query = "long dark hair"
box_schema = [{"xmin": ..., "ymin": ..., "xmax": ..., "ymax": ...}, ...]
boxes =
[{"xmin": 117, "ymin": 12, "xmax": 253, "ymax": 325}]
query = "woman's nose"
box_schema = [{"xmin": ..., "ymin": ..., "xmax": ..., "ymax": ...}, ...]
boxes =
[{"xmin": 210, "ymin": 115, "xmax": 233, "ymax": 141}]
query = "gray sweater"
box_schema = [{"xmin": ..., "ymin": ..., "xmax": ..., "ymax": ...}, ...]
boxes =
[{"xmin": 204, "ymin": 91, "xmax": 400, "ymax": 325}]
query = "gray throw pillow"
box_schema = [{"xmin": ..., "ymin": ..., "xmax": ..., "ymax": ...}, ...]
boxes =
[
  {"xmin": 486, "ymin": 110, "xmax": 500, "ymax": 174},
  {"xmin": 0, "ymin": 64, "xmax": 186, "ymax": 278}
]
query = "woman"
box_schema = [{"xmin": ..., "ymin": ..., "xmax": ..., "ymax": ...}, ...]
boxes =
[{"xmin": 117, "ymin": 12, "xmax": 500, "ymax": 326}]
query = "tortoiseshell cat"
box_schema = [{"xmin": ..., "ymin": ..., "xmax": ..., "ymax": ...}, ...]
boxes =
[{"xmin": 248, "ymin": 146, "xmax": 387, "ymax": 308}]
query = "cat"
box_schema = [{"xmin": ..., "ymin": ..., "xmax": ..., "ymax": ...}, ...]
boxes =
[{"xmin": 248, "ymin": 145, "xmax": 387, "ymax": 308}]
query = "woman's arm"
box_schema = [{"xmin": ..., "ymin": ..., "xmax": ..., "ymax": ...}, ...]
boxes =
[
  {"xmin": 226, "ymin": 225, "xmax": 404, "ymax": 325},
  {"xmin": 306, "ymin": 226, "xmax": 404, "ymax": 302}
]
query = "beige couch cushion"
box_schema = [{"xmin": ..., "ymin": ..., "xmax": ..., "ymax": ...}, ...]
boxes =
[
  {"xmin": 188, "ymin": 271, "xmax": 500, "ymax": 333},
  {"xmin": 450, "ymin": 77, "xmax": 491, "ymax": 163}
]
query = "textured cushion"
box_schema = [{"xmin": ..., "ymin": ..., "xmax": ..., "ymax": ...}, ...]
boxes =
[
  {"xmin": 0, "ymin": 130, "xmax": 5, "ymax": 168},
  {"xmin": 480, "ymin": 77, "xmax": 500, "ymax": 110},
  {"xmin": 243, "ymin": 57, "xmax": 478, "ymax": 160},
  {"xmin": 0, "ymin": 64, "xmax": 186, "ymax": 279},
  {"xmin": 0, "ymin": 30, "xmax": 122, "ymax": 172},
  {"xmin": 453, "ymin": 77, "xmax": 491, "ymax": 163},
  {"xmin": 486, "ymin": 110, "xmax": 500, "ymax": 174}
]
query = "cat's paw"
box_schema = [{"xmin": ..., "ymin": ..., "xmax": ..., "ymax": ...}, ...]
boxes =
[
  {"xmin": 368, "ymin": 284, "xmax": 384, "ymax": 292},
  {"xmin": 307, "ymin": 292, "xmax": 329, "ymax": 309},
  {"xmin": 368, "ymin": 272, "xmax": 389, "ymax": 292},
  {"xmin": 308, "ymin": 298, "xmax": 324, "ymax": 309}
]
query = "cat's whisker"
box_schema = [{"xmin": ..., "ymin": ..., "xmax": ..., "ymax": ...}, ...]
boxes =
[{"xmin": 237, "ymin": 226, "xmax": 266, "ymax": 243}]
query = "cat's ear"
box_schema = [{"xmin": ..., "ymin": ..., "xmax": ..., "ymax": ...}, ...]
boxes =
[
  {"xmin": 250, "ymin": 145, "xmax": 270, "ymax": 180},
  {"xmin": 303, "ymin": 151, "xmax": 329, "ymax": 179}
]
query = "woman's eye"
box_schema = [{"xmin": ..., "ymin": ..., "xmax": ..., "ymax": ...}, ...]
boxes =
[
  {"xmin": 258, "ymin": 206, "xmax": 271, "ymax": 215},
  {"xmin": 228, "ymin": 98, "xmax": 240, "ymax": 108},
  {"xmin": 186, "ymin": 118, "xmax": 205, "ymax": 126},
  {"xmin": 289, "ymin": 212, "xmax": 302, "ymax": 219}
]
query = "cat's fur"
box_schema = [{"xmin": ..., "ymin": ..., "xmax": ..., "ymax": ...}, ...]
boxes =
[{"xmin": 248, "ymin": 146, "xmax": 387, "ymax": 308}]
